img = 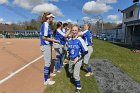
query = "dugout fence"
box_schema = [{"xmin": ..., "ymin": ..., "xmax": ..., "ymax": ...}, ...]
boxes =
[{"xmin": 0, "ymin": 30, "xmax": 40, "ymax": 39}]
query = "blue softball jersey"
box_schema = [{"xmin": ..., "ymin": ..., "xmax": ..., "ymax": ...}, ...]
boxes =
[
  {"xmin": 67, "ymin": 37, "xmax": 88, "ymax": 59},
  {"xmin": 40, "ymin": 22, "xmax": 53, "ymax": 45},
  {"xmin": 55, "ymin": 29, "xmax": 67, "ymax": 45},
  {"xmin": 81, "ymin": 30, "xmax": 93, "ymax": 46}
]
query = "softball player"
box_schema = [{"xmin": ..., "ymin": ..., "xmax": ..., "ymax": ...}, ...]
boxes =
[
  {"xmin": 62, "ymin": 23, "xmax": 69, "ymax": 64},
  {"xmin": 79, "ymin": 23, "xmax": 93, "ymax": 77},
  {"xmin": 54, "ymin": 22, "xmax": 70, "ymax": 72},
  {"xmin": 40, "ymin": 12, "xmax": 59, "ymax": 85},
  {"xmin": 67, "ymin": 25, "xmax": 88, "ymax": 93},
  {"xmin": 62, "ymin": 23, "xmax": 68, "ymax": 33}
]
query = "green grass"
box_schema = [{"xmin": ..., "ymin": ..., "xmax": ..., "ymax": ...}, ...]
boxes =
[
  {"xmin": 93, "ymin": 39, "xmax": 140, "ymax": 84},
  {"xmin": 44, "ymin": 39, "xmax": 140, "ymax": 93},
  {"xmin": 43, "ymin": 64, "xmax": 99, "ymax": 93}
]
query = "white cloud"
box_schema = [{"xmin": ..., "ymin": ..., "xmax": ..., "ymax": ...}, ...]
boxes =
[
  {"xmin": 82, "ymin": 1, "xmax": 113, "ymax": 14},
  {"xmin": 82, "ymin": 17, "xmax": 91, "ymax": 22},
  {"xmin": 116, "ymin": 20, "xmax": 122, "ymax": 24},
  {"xmin": 97, "ymin": 0, "xmax": 117, "ymax": 4},
  {"xmin": 107, "ymin": 15, "xmax": 122, "ymax": 24},
  {"xmin": 0, "ymin": 0, "xmax": 8, "ymax": 4},
  {"xmin": 32, "ymin": 3, "xmax": 63, "ymax": 16},
  {"xmin": 1, "ymin": 21, "xmax": 12, "ymax": 24},
  {"xmin": 0, "ymin": 18, "xmax": 4, "ymax": 23},
  {"xmin": 61, "ymin": 19, "xmax": 77, "ymax": 24},
  {"xmin": 48, "ymin": 0, "xmax": 59, "ymax": 2},
  {"xmin": 65, "ymin": 19, "xmax": 77, "ymax": 24},
  {"xmin": 5, "ymin": 21, "xmax": 12, "ymax": 24},
  {"xmin": 65, "ymin": 19, "xmax": 72, "ymax": 23},
  {"xmin": 13, "ymin": 0, "xmax": 63, "ymax": 16},
  {"xmin": 82, "ymin": 16, "xmax": 99, "ymax": 24},
  {"xmin": 107, "ymin": 15, "xmax": 119, "ymax": 21},
  {"xmin": 13, "ymin": 0, "xmax": 43, "ymax": 9},
  {"xmin": 0, "ymin": 17, "xmax": 12, "ymax": 24}
]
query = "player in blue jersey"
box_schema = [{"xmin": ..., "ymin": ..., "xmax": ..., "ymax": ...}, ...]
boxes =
[
  {"xmin": 67, "ymin": 25, "xmax": 88, "ymax": 93},
  {"xmin": 62, "ymin": 23, "xmax": 69, "ymax": 64},
  {"xmin": 78, "ymin": 23, "xmax": 93, "ymax": 77},
  {"xmin": 54, "ymin": 22, "xmax": 70, "ymax": 72},
  {"xmin": 40, "ymin": 12, "xmax": 60, "ymax": 85}
]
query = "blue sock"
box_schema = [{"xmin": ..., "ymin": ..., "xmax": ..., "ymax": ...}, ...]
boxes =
[
  {"xmin": 44, "ymin": 66, "xmax": 50, "ymax": 81},
  {"xmin": 60, "ymin": 54, "xmax": 64, "ymax": 67},
  {"xmin": 55, "ymin": 55, "xmax": 61, "ymax": 71},
  {"xmin": 88, "ymin": 67, "xmax": 92, "ymax": 72},
  {"xmin": 55, "ymin": 61, "xmax": 59, "ymax": 71},
  {"xmin": 58, "ymin": 55, "xmax": 62, "ymax": 70},
  {"xmin": 58, "ymin": 56, "xmax": 61, "ymax": 70},
  {"xmin": 76, "ymin": 80, "xmax": 81, "ymax": 88},
  {"xmin": 58, "ymin": 62, "xmax": 61, "ymax": 70}
]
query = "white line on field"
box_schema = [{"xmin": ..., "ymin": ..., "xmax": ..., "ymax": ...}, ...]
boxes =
[{"xmin": 0, "ymin": 55, "xmax": 44, "ymax": 85}]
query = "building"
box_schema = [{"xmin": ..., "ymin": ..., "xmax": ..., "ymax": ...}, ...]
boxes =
[
  {"xmin": 122, "ymin": 3, "xmax": 140, "ymax": 46},
  {"xmin": 103, "ymin": 27, "xmax": 125, "ymax": 42}
]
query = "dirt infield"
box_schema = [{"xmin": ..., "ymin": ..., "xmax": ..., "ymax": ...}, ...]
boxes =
[{"xmin": 0, "ymin": 39, "xmax": 45, "ymax": 93}]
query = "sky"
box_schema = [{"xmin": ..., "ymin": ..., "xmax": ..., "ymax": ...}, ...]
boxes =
[{"xmin": 0, "ymin": 0, "xmax": 137, "ymax": 24}]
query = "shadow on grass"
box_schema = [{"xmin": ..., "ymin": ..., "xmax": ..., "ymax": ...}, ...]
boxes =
[
  {"xmin": 110, "ymin": 42, "xmax": 140, "ymax": 50},
  {"xmin": 80, "ymin": 65, "xmax": 88, "ymax": 73},
  {"xmin": 64, "ymin": 63, "xmax": 90, "ymax": 86},
  {"xmin": 64, "ymin": 64, "xmax": 69, "ymax": 78},
  {"xmin": 64, "ymin": 63, "xmax": 88, "ymax": 77},
  {"xmin": 64, "ymin": 64, "xmax": 75, "ymax": 86}
]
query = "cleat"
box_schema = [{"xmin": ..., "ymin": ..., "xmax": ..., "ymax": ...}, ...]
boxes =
[
  {"xmin": 75, "ymin": 89, "xmax": 80, "ymax": 93},
  {"xmin": 44, "ymin": 79, "xmax": 55, "ymax": 85},
  {"xmin": 50, "ymin": 73, "xmax": 56, "ymax": 77},
  {"xmin": 77, "ymin": 87, "xmax": 82, "ymax": 90},
  {"xmin": 57, "ymin": 70, "xmax": 61, "ymax": 73},
  {"xmin": 85, "ymin": 72, "xmax": 93, "ymax": 77}
]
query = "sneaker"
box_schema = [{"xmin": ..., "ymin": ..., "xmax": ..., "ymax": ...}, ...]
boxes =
[
  {"xmin": 85, "ymin": 72, "xmax": 93, "ymax": 77},
  {"xmin": 44, "ymin": 80, "xmax": 55, "ymax": 85},
  {"xmin": 63, "ymin": 62, "xmax": 67, "ymax": 65},
  {"xmin": 50, "ymin": 73, "xmax": 56, "ymax": 77},
  {"xmin": 57, "ymin": 70, "xmax": 61, "ymax": 73},
  {"xmin": 75, "ymin": 89, "xmax": 81, "ymax": 93},
  {"xmin": 77, "ymin": 87, "xmax": 82, "ymax": 90}
]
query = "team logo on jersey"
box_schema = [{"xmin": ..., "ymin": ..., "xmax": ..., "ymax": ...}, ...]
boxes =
[{"xmin": 68, "ymin": 45, "xmax": 79, "ymax": 49}]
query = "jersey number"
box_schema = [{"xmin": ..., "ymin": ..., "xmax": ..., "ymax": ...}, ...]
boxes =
[{"xmin": 71, "ymin": 49, "xmax": 75, "ymax": 55}]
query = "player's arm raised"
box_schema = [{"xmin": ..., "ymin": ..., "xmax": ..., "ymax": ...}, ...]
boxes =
[{"xmin": 42, "ymin": 36, "xmax": 60, "ymax": 43}]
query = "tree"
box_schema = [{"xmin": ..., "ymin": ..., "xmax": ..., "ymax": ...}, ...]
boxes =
[
  {"xmin": 30, "ymin": 19, "xmax": 37, "ymax": 28},
  {"xmin": 103, "ymin": 22, "xmax": 118, "ymax": 30}
]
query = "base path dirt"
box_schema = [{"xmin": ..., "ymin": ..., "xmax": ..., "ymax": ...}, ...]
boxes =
[
  {"xmin": 0, "ymin": 59, "xmax": 45, "ymax": 93},
  {"xmin": 0, "ymin": 39, "xmax": 46, "ymax": 93},
  {"xmin": 0, "ymin": 39, "xmax": 42, "ymax": 80}
]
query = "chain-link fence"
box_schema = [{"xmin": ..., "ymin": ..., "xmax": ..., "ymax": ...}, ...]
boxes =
[{"xmin": 0, "ymin": 30, "xmax": 40, "ymax": 39}]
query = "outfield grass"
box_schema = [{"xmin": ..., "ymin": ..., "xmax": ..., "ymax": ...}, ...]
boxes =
[{"xmin": 93, "ymin": 39, "xmax": 140, "ymax": 84}]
